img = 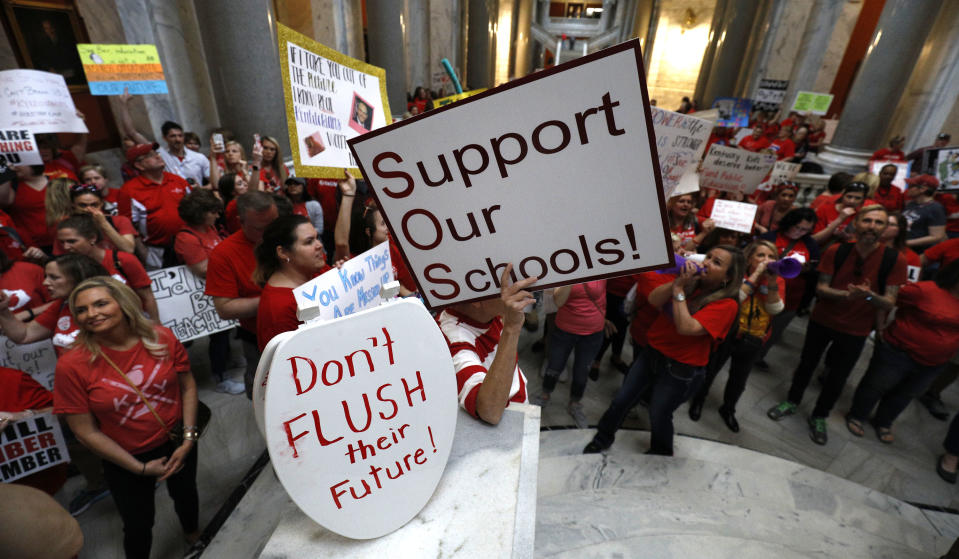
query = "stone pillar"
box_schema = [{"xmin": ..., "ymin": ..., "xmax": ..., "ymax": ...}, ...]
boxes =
[
  {"xmin": 310, "ymin": 0, "xmax": 365, "ymax": 60},
  {"xmin": 366, "ymin": 0, "xmax": 410, "ymax": 117},
  {"xmin": 193, "ymin": 0, "xmax": 289, "ymax": 153},
  {"xmin": 696, "ymin": 0, "xmax": 762, "ymax": 108},
  {"xmin": 466, "ymin": 0, "xmax": 498, "ymax": 89},
  {"xmin": 816, "ymin": 0, "xmax": 943, "ymax": 173},
  {"xmin": 513, "ymin": 0, "xmax": 535, "ymax": 79},
  {"xmin": 737, "ymin": 0, "xmax": 786, "ymax": 99},
  {"xmin": 406, "ymin": 0, "xmax": 432, "ymax": 94},
  {"xmin": 780, "ymin": 0, "xmax": 845, "ymax": 116},
  {"xmin": 430, "ymin": 0, "xmax": 466, "ymax": 96},
  {"xmin": 692, "ymin": 0, "xmax": 728, "ymax": 105}
]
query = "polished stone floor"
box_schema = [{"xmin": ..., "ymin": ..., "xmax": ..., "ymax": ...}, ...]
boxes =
[{"xmin": 62, "ymin": 311, "xmax": 959, "ymax": 557}]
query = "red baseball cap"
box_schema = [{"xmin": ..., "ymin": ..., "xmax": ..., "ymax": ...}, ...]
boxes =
[
  {"xmin": 904, "ymin": 174, "xmax": 940, "ymax": 189},
  {"xmin": 125, "ymin": 142, "xmax": 159, "ymax": 164}
]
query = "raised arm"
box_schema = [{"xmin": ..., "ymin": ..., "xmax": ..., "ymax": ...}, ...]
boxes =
[
  {"xmin": 115, "ymin": 90, "xmax": 151, "ymax": 145},
  {"xmin": 334, "ymin": 170, "xmax": 357, "ymax": 262},
  {"xmin": 0, "ymin": 292, "xmax": 53, "ymax": 343}
]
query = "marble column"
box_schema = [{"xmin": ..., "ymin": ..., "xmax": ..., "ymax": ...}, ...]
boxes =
[
  {"xmin": 310, "ymin": 0, "xmax": 365, "ymax": 60},
  {"xmin": 737, "ymin": 0, "xmax": 787, "ymax": 100},
  {"xmin": 696, "ymin": 0, "xmax": 762, "ymax": 108},
  {"xmin": 366, "ymin": 0, "xmax": 410, "ymax": 116},
  {"xmin": 466, "ymin": 0, "xmax": 498, "ymax": 89},
  {"xmin": 780, "ymin": 0, "xmax": 845, "ymax": 117},
  {"xmin": 816, "ymin": 0, "xmax": 943, "ymax": 173},
  {"xmin": 692, "ymin": 0, "xmax": 727, "ymax": 105},
  {"xmin": 429, "ymin": 0, "xmax": 466, "ymax": 95},
  {"xmin": 513, "ymin": 0, "xmax": 535, "ymax": 79},
  {"xmin": 406, "ymin": 0, "xmax": 432, "ymax": 93}
]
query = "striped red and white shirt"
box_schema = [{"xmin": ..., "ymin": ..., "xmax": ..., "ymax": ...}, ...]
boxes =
[{"xmin": 437, "ymin": 309, "xmax": 527, "ymax": 418}]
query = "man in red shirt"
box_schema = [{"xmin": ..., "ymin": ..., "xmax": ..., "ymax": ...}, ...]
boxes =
[
  {"xmin": 767, "ymin": 205, "xmax": 907, "ymax": 445},
  {"xmin": 205, "ymin": 191, "xmax": 280, "ymax": 398},
  {"xmin": 737, "ymin": 126, "xmax": 771, "ymax": 152},
  {"xmin": 768, "ymin": 126, "xmax": 796, "ymax": 160},
  {"xmin": 117, "ymin": 143, "xmax": 189, "ymax": 269}
]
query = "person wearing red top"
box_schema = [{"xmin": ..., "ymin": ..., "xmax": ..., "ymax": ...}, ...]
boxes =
[
  {"xmin": 54, "ymin": 277, "xmax": 200, "ymax": 558},
  {"xmin": 0, "ymin": 249, "xmax": 51, "ymax": 316},
  {"xmin": 79, "ymin": 164, "xmax": 119, "ymax": 215},
  {"xmin": 923, "ymin": 237, "xmax": 959, "ymax": 269},
  {"xmin": 52, "ymin": 183, "xmax": 138, "ymax": 256},
  {"xmin": 690, "ymin": 241, "xmax": 786, "ymax": 432},
  {"xmin": 811, "ymin": 181, "xmax": 869, "ymax": 247},
  {"xmin": 2, "ymin": 165, "xmax": 53, "ymax": 250},
  {"xmin": 768, "ymin": 206, "xmax": 907, "ymax": 445},
  {"xmin": 206, "ymin": 191, "xmax": 279, "ymax": 398},
  {"xmin": 531, "ymin": 280, "xmax": 609, "ymax": 428},
  {"xmin": 282, "ymin": 177, "xmax": 324, "ymax": 234},
  {"xmin": 254, "ymin": 215, "xmax": 330, "ymax": 351},
  {"xmin": 768, "ymin": 128, "xmax": 796, "ymax": 160},
  {"xmin": 872, "ymin": 164, "xmax": 905, "ymax": 212},
  {"xmin": 847, "ymin": 260, "xmax": 959, "ymax": 443},
  {"xmin": 737, "ymin": 126, "xmax": 771, "ymax": 152},
  {"xmin": 218, "ymin": 173, "xmax": 250, "ymax": 234},
  {"xmin": 117, "ymin": 143, "xmax": 189, "ymax": 268},
  {"xmin": 629, "ymin": 271, "xmax": 675, "ymax": 351},
  {"xmin": 307, "ymin": 178, "xmax": 340, "ymax": 259},
  {"xmin": 869, "ymin": 136, "xmax": 906, "ymax": 163},
  {"xmin": 882, "ymin": 212, "xmax": 922, "ymax": 282},
  {"xmin": 754, "ymin": 182, "xmax": 798, "ymax": 234},
  {"xmin": 668, "ymin": 194, "xmax": 711, "ymax": 250},
  {"xmin": 56, "ymin": 214, "xmax": 159, "ymax": 321},
  {"xmin": 586, "ymin": 246, "xmax": 744, "ymax": 456}
]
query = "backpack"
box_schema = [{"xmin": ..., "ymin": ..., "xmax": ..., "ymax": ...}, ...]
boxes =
[{"xmin": 831, "ymin": 243, "xmax": 899, "ymax": 295}]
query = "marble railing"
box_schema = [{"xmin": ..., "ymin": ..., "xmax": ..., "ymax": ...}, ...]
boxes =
[{"xmin": 794, "ymin": 172, "xmax": 831, "ymax": 207}]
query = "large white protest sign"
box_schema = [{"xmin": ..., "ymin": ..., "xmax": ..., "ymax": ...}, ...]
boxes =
[
  {"xmin": 278, "ymin": 24, "xmax": 391, "ymax": 178},
  {"xmin": 293, "ymin": 241, "xmax": 393, "ymax": 320},
  {"xmin": 0, "ymin": 129, "xmax": 41, "ymax": 166},
  {"xmin": 753, "ymin": 78, "xmax": 788, "ymax": 112},
  {"xmin": 651, "ymin": 107, "xmax": 711, "ymax": 199},
  {"xmin": 149, "ymin": 266, "xmax": 237, "ymax": 342},
  {"xmin": 0, "ymin": 338, "xmax": 57, "ymax": 391},
  {"xmin": 0, "ymin": 70, "xmax": 88, "ymax": 133},
  {"xmin": 1, "ymin": 413, "xmax": 70, "ymax": 483},
  {"xmin": 349, "ymin": 40, "xmax": 671, "ymax": 309},
  {"xmin": 264, "ymin": 299, "xmax": 457, "ymax": 538},
  {"xmin": 869, "ymin": 160, "xmax": 910, "ymax": 191},
  {"xmin": 700, "ymin": 144, "xmax": 777, "ymax": 195},
  {"xmin": 710, "ymin": 199, "xmax": 759, "ymax": 234}
]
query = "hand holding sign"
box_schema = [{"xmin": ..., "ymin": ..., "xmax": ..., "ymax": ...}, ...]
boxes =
[{"xmin": 500, "ymin": 263, "xmax": 536, "ymax": 329}]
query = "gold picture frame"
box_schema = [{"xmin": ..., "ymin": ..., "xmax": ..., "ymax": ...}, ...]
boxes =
[{"xmin": 2, "ymin": 0, "xmax": 89, "ymax": 92}]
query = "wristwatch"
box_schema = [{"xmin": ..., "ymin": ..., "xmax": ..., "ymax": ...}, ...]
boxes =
[{"xmin": 673, "ymin": 293, "xmax": 686, "ymax": 302}]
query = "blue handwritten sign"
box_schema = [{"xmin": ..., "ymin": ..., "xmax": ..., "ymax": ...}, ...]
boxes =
[
  {"xmin": 712, "ymin": 97, "xmax": 752, "ymax": 128},
  {"xmin": 293, "ymin": 241, "xmax": 394, "ymax": 320}
]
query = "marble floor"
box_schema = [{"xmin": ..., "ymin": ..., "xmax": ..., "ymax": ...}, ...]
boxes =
[{"xmin": 61, "ymin": 311, "xmax": 959, "ymax": 557}]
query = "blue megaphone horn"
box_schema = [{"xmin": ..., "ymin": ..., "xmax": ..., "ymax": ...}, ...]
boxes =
[
  {"xmin": 657, "ymin": 253, "xmax": 705, "ymax": 275},
  {"xmin": 766, "ymin": 257, "xmax": 802, "ymax": 279}
]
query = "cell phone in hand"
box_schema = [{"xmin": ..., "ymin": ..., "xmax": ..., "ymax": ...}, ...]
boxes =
[
  {"xmin": 212, "ymin": 133, "xmax": 225, "ymax": 152},
  {"xmin": 253, "ymin": 133, "xmax": 261, "ymax": 149}
]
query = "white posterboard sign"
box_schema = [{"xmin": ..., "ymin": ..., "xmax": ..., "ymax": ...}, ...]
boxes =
[
  {"xmin": 293, "ymin": 241, "xmax": 393, "ymax": 320},
  {"xmin": 0, "ymin": 413, "xmax": 70, "ymax": 483},
  {"xmin": 869, "ymin": 160, "xmax": 909, "ymax": 191},
  {"xmin": 349, "ymin": 40, "xmax": 672, "ymax": 309},
  {"xmin": 149, "ymin": 266, "xmax": 237, "ymax": 342},
  {"xmin": 732, "ymin": 128, "xmax": 752, "ymax": 147},
  {"xmin": 710, "ymin": 199, "xmax": 759, "ymax": 234},
  {"xmin": 0, "ymin": 70, "xmax": 88, "ymax": 133},
  {"xmin": 768, "ymin": 160, "xmax": 801, "ymax": 184},
  {"xmin": 0, "ymin": 129, "xmax": 41, "ymax": 166},
  {"xmin": 672, "ymin": 171, "xmax": 701, "ymax": 197},
  {"xmin": 700, "ymin": 144, "xmax": 777, "ymax": 194},
  {"xmin": 650, "ymin": 107, "xmax": 711, "ymax": 199},
  {"xmin": 264, "ymin": 299, "xmax": 457, "ymax": 539},
  {"xmin": 0, "ymin": 338, "xmax": 57, "ymax": 391},
  {"xmin": 278, "ymin": 24, "xmax": 391, "ymax": 178}
]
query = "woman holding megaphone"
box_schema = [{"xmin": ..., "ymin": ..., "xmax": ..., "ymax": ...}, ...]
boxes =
[{"xmin": 689, "ymin": 240, "xmax": 787, "ymax": 432}]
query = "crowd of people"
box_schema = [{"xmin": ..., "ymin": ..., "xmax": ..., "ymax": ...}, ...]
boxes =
[{"xmin": 1, "ymin": 81, "xmax": 958, "ymax": 557}]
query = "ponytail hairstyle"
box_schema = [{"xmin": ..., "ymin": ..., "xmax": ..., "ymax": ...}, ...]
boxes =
[
  {"xmin": 69, "ymin": 276, "xmax": 167, "ymax": 361},
  {"xmin": 253, "ymin": 214, "xmax": 310, "ymax": 286},
  {"xmin": 46, "ymin": 178, "xmax": 76, "ymax": 227},
  {"xmin": 57, "ymin": 213, "xmax": 101, "ymax": 243}
]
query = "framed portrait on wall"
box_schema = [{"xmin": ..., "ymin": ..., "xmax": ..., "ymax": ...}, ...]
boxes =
[{"xmin": 1, "ymin": 0, "xmax": 88, "ymax": 91}]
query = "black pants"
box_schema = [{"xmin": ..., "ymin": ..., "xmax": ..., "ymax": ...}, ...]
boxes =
[
  {"xmin": 102, "ymin": 441, "xmax": 199, "ymax": 559},
  {"xmin": 596, "ymin": 293, "xmax": 629, "ymax": 361},
  {"xmin": 208, "ymin": 329, "xmax": 232, "ymax": 381},
  {"xmin": 693, "ymin": 334, "xmax": 764, "ymax": 414},
  {"xmin": 236, "ymin": 328, "xmax": 260, "ymax": 399},
  {"xmin": 849, "ymin": 342, "xmax": 945, "ymax": 428},
  {"xmin": 786, "ymin": 320, "xmax": 867, "ymax": 418}
]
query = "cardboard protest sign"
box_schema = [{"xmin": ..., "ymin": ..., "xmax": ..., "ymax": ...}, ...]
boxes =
[
  {"xmin": 293, "ymin": 241, "xmax": 393, "ymax": 321},
  {"xmin": 710, "ymin": 199, "xmax": 759, "ymax": 234},
  {"xmin": 700, "ymin": 144, "xmax": 777, "ymax": 194},
  {"xmin": 278, "ymin": 24, "xmax": 391, "ymax": 179},
  {"xmin": 0, "ymin": 70, "xmax": 88, "ymax": 133},
  {"xmin": 753, "ymin": 78, "xmax": 788, "ymax": 112},
  {"xmin": 1, "ymin": 413, "xmax": 69, "ymax": 483},
  {"xmin": 149, "ymin": 266, "xmax": 237, "ymax": 342},
  {"xmin": 0, "ymin": 338, "xmax": 57, "ymax": 391},
  {"xmin": 927, "ymin": 146, "xmax": 959, "ymax": 191},
  {"xmin": 264, "ymin": 299, "xmax": 457, "ymax": 538},
  {"xmin": 0, "ymin": 128, "xmax": 41, "ymax": 166},
  {"xmin": 76, "ymin": 44, "xmax": 168, "ymax": 95},
  {"xmin": 434, "ymin": 89, "xmax": 486, "ymax": 108},
  {"xmin": 791, "ymin": 91, "xmax": 834, "ymax": 115},
  {"xmin": 650, "ymin": 107, "xmax": 711, "ymax": 199},
  {"xmin": 869, "ymin": 160, "xmax": 909, "ymax": 191},
  {"xmin": 349, "ymin": 40, "xmax": 672, "ymax": 309},
  {"xmin": 712, "ymin": 97, "xmax": 752, "ymax": 128}
]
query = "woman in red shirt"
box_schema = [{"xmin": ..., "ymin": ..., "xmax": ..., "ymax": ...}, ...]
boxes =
[
  {"xmin": 668, "ymin": 194, "xmax": 712, "ymax": 250},
  {"xmin": 219, "ymin": 173, "xmax": 250, "ymax": 234},
  {"xmin": 847, "ymin": 260, "xmax": 959, "ymax": 445},
  {"xmin": 254, "ymin": 215, "xmax": 330, "ymax": 351},
  {"xmin": 882, "ymin": 211, "xmax": 922, "ymax": 283},
  {"xmin": 689, "ymin": 240, "xmax": 786, "ymax": 432},
  {"xmin": 54, "ymin": 277, "xmax": 200, "ymax": 558},
  {"xmin": 259, "ymin": 136, "xmax": 287, "ymax": 193},
  {"xmin": 754, "ymin": 182, "xmax": 798, "ymax": 235},
  {"xmin": 282, "ymin": 177, "xmax": 324, "ymax": 235},
  {"xmin": 585, "ymin": 246, "xmax": 744, "ymax": 455},
  {"xmin": 4, "ymin": 165, "xmax": 53, "ymax": 253},
  {"xmin": 63, "ymin": 183, "xmax": 136, "ymax": 254},
  {"xmin": 79, "ymin": 164, "xmax": 119, "ymax": 216}
]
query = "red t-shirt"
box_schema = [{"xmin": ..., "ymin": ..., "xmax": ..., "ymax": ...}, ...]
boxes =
[
  {"xmin": 224, "ymin": 199, "xmax": 241, "ymax": 234},
  {"xmin": 738, "ymin": 135, "xmax": 770, "ymax": 152},
  {"xmin": 205, "ymin": 231, "xmax": 260, "ymax": 332},
  {"xmin": 814, "ymin": 202, "xmax": 855, "ymax": 235},
  {"xmin": 0, "ymin": 208, "xmax": 25, "ymax": 261},
  {"xmin": 924, "ymin": 238, "xmax": 959, "ymax": 268},
  {"xmin": 629, "ymin": 272, "xmax": 674, "ymax": 348},
  {"xmin": 0, "ymin": 367, "xmax": 51, "ymax": 411},
  {"xmin": 117, "ymin": 173, "xmax": 188, "ymax": 245},
  {"xmin": 884, "ymin": 282, "xmax": 959, "ymax": 366},
  {"xmin": 646, "ymin": 297, "xmax": 738, "ymax": 367},
  {"xmin": 768, "ymin": 138, "xmax": 795, "ymax": 160},
  {"xmin": 812, "ymin": 243, "xmax": 908, "ymax": 337},
  {"xmin": 810, "ymin": 192, "xmax": 835, "ymax": 211},
  {"xmin": 607, "ymin": 274, "xmax": 636, "ymax": 298},
  {"xmin": 101, "ymin": 249, "xmax": 152, "ymax": 289},
  {"xmin": 53, "ymin": 326, "xmax": 190, "ymax": 454},
  {"xmin": 11, "ymin": 181, "xmax": 53, "ymax": 247},
  {"xmin": 43, "ymin": 161, "xmax": 78, "ymax": 181},
  {"xmin": 0, "ymin": 261, "xmax": 49, "ymax": 311},
  {"xmin": 34, "ymin": 301, "xmax": 77, "ymax": 356},
  {"xmin": 872, "ymin": 186, "xmax": 904, "ymax": 212},
  {"xmin": 772, "ymin": 233, "xmax": 814, "ymax": 310},
  {"xmin": 903, "ymin": 248, "xmax": 921, "ymax": 283},
  {"xmin": 698, "ymin": 197, "xmax": 716, "ymax": 222},
  {"xmin": 256, "ymin": 283, "xmax": 301, "ymax": 352},
  {"xmin": 936, "ymin": 193, "xmax": 959, "ymax": 233},
  {"xmin": 672, "ymin": 221, "xmax": 697, "ymax": 246},
  {"xmin": 174, "ymin": 225, "xmax": 223, "ymax": 266},
  {"xmin": 388, "ymin": 238, "xmax": 416, "ymax": 293},
  {"xmin": 52, "ymin": 215, "xmax": 138, "ymax": 255},
  {"xmin": 869, "ymin": 148, "xmax": 906, "ymax": 162}
]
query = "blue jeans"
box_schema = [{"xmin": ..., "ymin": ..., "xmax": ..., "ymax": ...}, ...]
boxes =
[
  {"xmin": 542, "ymin": 327, "xmax": 604, "ymax": 400},
  {"xmin": 849, "ymin": 341, "xmax": 946, "ymax": 428},
  {"xmin": 593, "ymin": 347, "xmax": 704, "ymax": 455}
]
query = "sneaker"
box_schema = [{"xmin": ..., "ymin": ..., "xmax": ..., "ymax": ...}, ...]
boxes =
[
  {"xmin": 69, "ymin": 487, "xmax": 110, "ymax": 516},
  {"xmin": 588, "ymin": 364, "xmax": 600, "ymax": 381},
  {"xmin": 529, "ymin": 392, "xmax": 550, "ymax": 407},
  {"xmin": 808, "ymin": 416, "xmax": 828, "ymax": 445},
  {"xmin": 216, "ymin": 379, "xmax": 245, "ymax": 395},
  {"xmin": 754, "ymin": 359, "xmax": 770, "ymax": 372},
  {"xmin": 919, "ymin": 394, "xmax": 950, "ymax": 421},
  {"xmin": 767, "ymin": 401, "xmax": 797, "ymax": 421},
  {"xmin": 567, "ymin": 401, "xmax": 588, "ymax": 429}
]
